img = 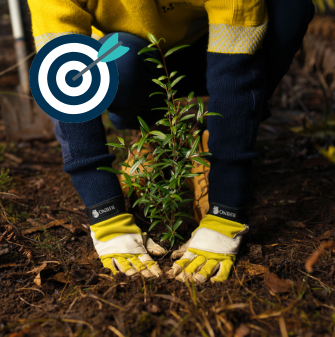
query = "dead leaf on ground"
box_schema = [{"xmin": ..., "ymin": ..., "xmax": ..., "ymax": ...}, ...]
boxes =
[
  {"xmin": 287, "ymin": 221, "xmax": 306, "ymax": 228},
  {"xmin": 265, "ymin": 270, "xmax": 295, "ymax": 294},
  {"xmin": 48, "ymin": 272, "xmax": 72, "ymax": 284},
  {"xmin": 28, "ymin": 263, "xmax": 47, "ymax": 275},
  {"xmin": 317, "ymin": 230, "xmax": 335, "ymax": 242},
  {"xmin": 305, "ymin": 239, "xmax": 335, "ymax": 273},
  {"xmin": 240, "ymin": 261, "xmax": 267, "ymax": 276},
  {"xmin": 234, "ymin": 324, "xmax": 250, "ymax": 337},
  {"xmin": 27, "ymin": 263, "xmax": 47, "ymax": 287},
  {"xmin": 22, "ymin": 219, "xmax": 75, "ymax": 235}
]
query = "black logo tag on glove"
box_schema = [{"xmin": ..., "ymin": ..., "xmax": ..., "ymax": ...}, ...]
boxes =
[
  {"xmin": 207, "ymin": 201, "xmax": 248, "ymax": 224},
  {"xmin": 86, "ymin": 195, "xmax": 126, "ymax": 225}
]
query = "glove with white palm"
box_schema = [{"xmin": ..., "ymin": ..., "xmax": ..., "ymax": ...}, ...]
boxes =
[
  {"xmin": 88, "ymin": 196, "xmax": 166, "ymax": 278},
  {"xmin": 167, "ymin": 202, "xmax": 249, "ymax": 283}
]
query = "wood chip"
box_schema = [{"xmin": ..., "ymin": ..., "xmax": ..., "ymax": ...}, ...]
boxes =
[{"xmin": 240, "ymin": 261, "xmax": 267, "ymax": 276}]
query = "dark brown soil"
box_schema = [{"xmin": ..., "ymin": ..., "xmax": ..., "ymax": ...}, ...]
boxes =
[{"xmin": 0, "ymin": 103, "xmax": 335, "ymax": 336}]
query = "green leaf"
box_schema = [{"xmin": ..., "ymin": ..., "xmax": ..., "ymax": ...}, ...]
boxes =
[
  {"xmin": 123, "ymin": 173, "xmax": 133, "ymax": 186},
  {"xmin": 171, "ymin": 194, "xmax": 182, "ymax": 201},
  {"xmin": 117, "ymin": 137, "xmax": 125, "ymax": 145},
  {"xmin": 175, "ymin": 212, "xmax": 194, "ymax": 219},
  {"xmin": 129, "ymin": 157, "xmax": 145, "ymax": 175},
  {"xmin": 175, "ymin": 234, "xmax": 184, "ymax": 240},
  {"xmin": 149, "ymin": 130, "xmax": 167, "ymax": 139},
  {"xmin": 119, "ymin": 161, "xmax": 131, "ymax": 168},
  {"xmin": 192, "ymin": 157, "xmax": 210, "ymax": 167},
  {"xmin": 162, "ymin": 134, "xmax": 173, "ymax": 146},
  {"xmin": 182, "ymin": 173, "xmax": 201, "ymax": 178},
  {"xmin": 186, "ymin": 136, "xmax": 200, "ymax": 158},
  {"xmin": 144, "ymin": 203, "xmax": 150, "ymax": 217},
  {"xmin": 180, "ymin": 198, "xmax": 194, "ymax": 203},
  {"xmin": 97, "ymin": 167, "xmax": 121, "ymax": 174},
  {"xmin": 158, "ymin": 76, "xmax": 168, "ymax": 81},
  {"xmin": 156, "ymin": 119, "xmax": 170, "ymax": 127},
  {"xmin": 160, "ymin": 233, "xmax": 171, "ymax": 242},
  {"xmin": 171, "ymin": 75, "xmax": 186, "ymax": 88},
  {"xmin": 164, "ymin": 45, "xmax": 190, "ymax": 57},
  {"xmin": 198, "ymin": 97, "xmax": 204, "ymax": 115},
  {"xmin": 127, "ymin": 186, "xmax": 134, "ymax": 197},
  {"xmin": 137, "ymin": 116, "xmax": 150, "ymax": 132},
  {"xmin": 149, "ymin": 92, "xmax": 165, "ymax": 97},
  {"xmin": 172, "ymin": 126, "xmax": 177, "ymax": 134},
  {"xmin": 147, "ymin": 33, "xmax": 158, "ymax": 45},
  {"xmin": 187, "ymin": 92, "xmax": 194, "ymax": 102},
  {"xmin": 205, "ymin": 112, "xmax": 222, "ymax": 117},
  {"xmin": 105, "ymin": 143, "xmax": 126, "ymax": 149},
  {"xmin": 140, "ymin": 127, "xmax": 147, "ymax": 138},
  {"xmin": 137, "ymin": 135, "xmax": 147, "ymax": 153},
  {"xmin": 156, "ymin": 184, "xmax": 168, "ymax": 194},
  {"xmin": 173, "ymin": 219, "xmax": 183, "ymax": 230},
  {"xmin": 149, "ymin": 220, "xmax": 160, "ymax": 231},
  {"xmin": 180, "ymin": 114, "xmax": 194, "ymax": 122},
  {"xmin": 152, "ymin": 107, "xmax": 170, "ymax": 111},
  {"xmin": 170, "ymin": 71, "xmax": 177, "ymax": 78},
  {"xmin": 147, "ymin": 162, "xmax": 166, "ymax": 169},
  {"xmin": 138, "ymin": 46, "xmax": 158, "ymax": 55},
  {"xmin": 152, "ymin": 79, "xmax": 166, "ymax": 89},
  {"xmin": 132, "ymin": 197, "xmax": 142, "ymax": 208},
  {"xmin": 144, "ymin": 58, "xmax": 163, "ymax": 66}
]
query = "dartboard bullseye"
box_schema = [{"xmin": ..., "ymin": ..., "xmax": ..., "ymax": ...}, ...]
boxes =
[{"xmin": 29, "ymin": 34, "xmax": 129, "ymax": 123}]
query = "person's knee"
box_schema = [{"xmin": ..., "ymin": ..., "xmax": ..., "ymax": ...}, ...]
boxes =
[{"xmin": 296, "ymin": 0, "xmax": 315, "ymax": 26}]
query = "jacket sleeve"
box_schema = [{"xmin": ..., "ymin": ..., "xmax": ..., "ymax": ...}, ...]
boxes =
[
  {"xmin": 203, "ymin": 0, "xmax": 269, "ymax": 208},
  {"xmin": 28, "ymin": 0, "xmax": 93, "ymax": 51},
  {"xmin": 205, "ymin": 0, "xmax": 268, "ymax": 55}
]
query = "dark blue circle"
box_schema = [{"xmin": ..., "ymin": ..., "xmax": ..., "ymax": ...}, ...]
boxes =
[
  {"xmin": 65, "ymin": 70, "xmax": 82, "ymax": 87},
  {"xmin": 29, "ymin": 34, "xmax": 119, "ymax": 123},
  {"xmin": 47, "ymin": 52, "xmax": 101, "ymax": 106}
]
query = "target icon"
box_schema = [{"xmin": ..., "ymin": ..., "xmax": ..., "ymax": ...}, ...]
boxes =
[{"xmin": 30, "ymin": 34, "xmax": 128, "ymax": 123}]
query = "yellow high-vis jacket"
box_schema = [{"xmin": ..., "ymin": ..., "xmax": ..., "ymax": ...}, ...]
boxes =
[{"xmin": 27, "ymin": 0, "xmax": 268, "ymax": 54}]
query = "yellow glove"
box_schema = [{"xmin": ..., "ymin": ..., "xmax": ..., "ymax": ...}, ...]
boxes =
[
  {"xmin": 91, "ymin": 213, "xmax": 166, "ymax": 278},
  {"xmin": 167, "ymin": 214, "xmax": 248, "ymax": 283}
]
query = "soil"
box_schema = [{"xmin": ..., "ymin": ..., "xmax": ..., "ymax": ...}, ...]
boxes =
[{"xmin": 1, "ymin": 15, "xmax": 335, "ymax": 337}]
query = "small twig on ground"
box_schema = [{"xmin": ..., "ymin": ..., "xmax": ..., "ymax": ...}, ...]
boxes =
[
  {"xmin": 298, "ymin": 269, "xmax": 335, "ymax": 292},
  {"xmin": 16, "ymin": 288, "xmax": 45, "ymax": 297}
]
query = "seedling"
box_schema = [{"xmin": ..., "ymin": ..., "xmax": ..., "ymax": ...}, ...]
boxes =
[{"xmin": 99, "ymin": 33, "xmax": 220, "ymax": 246}]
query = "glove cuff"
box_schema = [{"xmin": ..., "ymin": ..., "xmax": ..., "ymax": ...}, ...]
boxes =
[
  {"xmin": 86, "ymin": 195, "xmax": 126, "ymax": 225},
  {"xmin": 207, "ymin": 200, "xmax": 248, "ymax": 224}
]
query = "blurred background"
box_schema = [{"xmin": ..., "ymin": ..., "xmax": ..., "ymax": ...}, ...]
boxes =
[{"xmin": 0, "ymin": 0, "xmax": 334, "ymax": 142}]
